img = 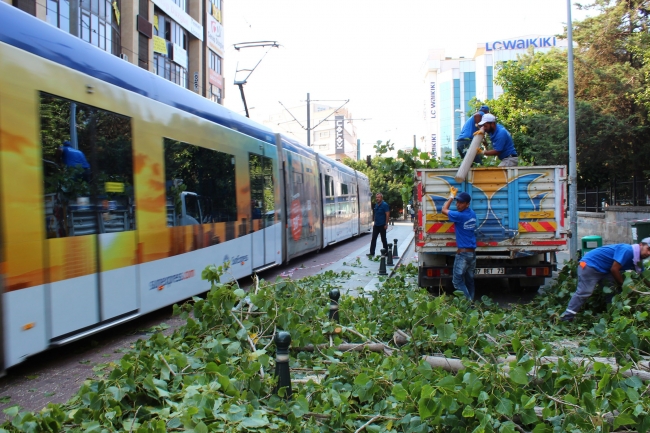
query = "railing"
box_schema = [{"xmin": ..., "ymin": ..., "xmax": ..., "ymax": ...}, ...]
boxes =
[{"xmin": 578, "ymin": 176, "xmax": 650, "ymax": 212}]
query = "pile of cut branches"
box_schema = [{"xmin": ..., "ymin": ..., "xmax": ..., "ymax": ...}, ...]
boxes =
[{"xmin": 2, "ymin": 262, "xmax": 650, "ymax": 432}]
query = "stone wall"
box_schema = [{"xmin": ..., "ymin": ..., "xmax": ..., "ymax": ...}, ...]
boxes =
[{"xmin": 577, "ymin": 206, "xmax": 650, "ymax": 245}]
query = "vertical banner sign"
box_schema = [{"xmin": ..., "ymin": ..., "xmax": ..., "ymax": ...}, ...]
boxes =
[
  {"xmin": 431, "ymin": 134, "xmax": 437, "ymax": 158},
  {"xmin": 335, "ymin": 116, "xmax": 345, "ymax": 154},
  {"xmin": 430, "ymin": 82, "xmax": 436, "ymax": 118},
  {"xmin": 193, "ymin": 72, "xmax": 199, "ymax": 92}
]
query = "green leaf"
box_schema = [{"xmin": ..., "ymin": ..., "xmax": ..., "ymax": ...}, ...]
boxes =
[
  {"xmin": 509, "ymin": 366, "xmax": 529, "ymax": 385},
  {"xmin": 233, "ymin": 289, "xmax": 246, "ymax": 298},
  {"xmin": 613, "ymin": 413, "xmax": 635, "ymax": 429},
  {"xmin": 354, "ymin": 373, "xmax": 370, "ymax": 386},
  {"xmin": 392, "ymin": 384, "xmax": 408, "ymax": 402},
  {"xmin": 194, "ymin": 421, "xmax": 208, "ymax": 433}
]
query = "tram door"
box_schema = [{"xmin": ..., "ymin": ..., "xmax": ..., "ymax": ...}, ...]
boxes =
[{"xmin": 249, "ymin": 153, "xmax": 275, "ymax": 269}]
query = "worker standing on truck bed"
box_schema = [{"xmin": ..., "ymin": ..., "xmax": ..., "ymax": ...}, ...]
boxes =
[
  {"xmin": 560, "ymin": 238, "xmax": 650, "ymax": 322},
  {"xmin": 442, "ymin": 189, "xmax": 477, "ymax": 300},
  {"xmin": 477, "ymin": 114, "xmax": 519, "ymax": 167}
]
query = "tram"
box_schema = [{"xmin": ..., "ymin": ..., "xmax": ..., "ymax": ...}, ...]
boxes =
[{"xmin": 0, "ymin": 3, "xmax": 372, "ymax": 369}]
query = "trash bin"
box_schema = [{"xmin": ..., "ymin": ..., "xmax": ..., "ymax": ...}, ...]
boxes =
[
  {"xmin": 631, "ymin": 221, "xmax": 650, "ymax": 243},
  {"xmin": 581, "ymin": 235, "xmax": 602, "ymax": 256}
]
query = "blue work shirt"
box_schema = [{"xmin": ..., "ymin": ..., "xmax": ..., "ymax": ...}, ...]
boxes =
[
  {"xmin": 447, "ymin": 208, "xmax": 477, "ymax": 249},
  {"xmin": 457, "ymin": 115, "xmax": 481, "ymax": 141},
  {"xmin": 61, "ymin": 145, "xmax": 91, "ymax": 169},
  {"xmin": 582, "ymin": 244, "xmax": 637, "ymax": 274},
  {"xmin": 487, "ymin": 124, "xmax": 517, "ymax": 160},
  {"xmin": 373, "ymin": 201, "xmax": 390, "ymax": 226}
]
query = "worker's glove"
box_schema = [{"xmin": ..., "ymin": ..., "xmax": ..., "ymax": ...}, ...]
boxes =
[
  {"xmin": 473, "ymin": 129, "xmax": 484, "ymax": 136},
  {"xmin": 449, "ymin": 186, "xmax": 458, "ymax": 200},
  {"xmin": 477, "ymin": 147, "xmax": 484, "ymax": 155}
]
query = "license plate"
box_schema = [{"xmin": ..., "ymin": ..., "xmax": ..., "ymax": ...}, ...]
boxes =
[{"xmin": 474, "ymin": 268, "xmax": 505, "ymax": 275}]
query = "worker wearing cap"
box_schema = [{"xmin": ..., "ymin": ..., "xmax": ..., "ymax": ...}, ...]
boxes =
[
  {"xmin": 456, "ymin": 112, "xmax": 485, "ymax": 163},
  {"xmin": 442, "ymin": 188, "xmax": 477, "ymax": 300},
  {"xmin": 479, "ymin": 105, "xmax": 490, "ymax": 114},
  {"xmin": 477, "ymin": 114, "xmax": 519, "ymax": 167},
  {"xmin": 560, "ymin": 238, "xmax": 650, "ymax": 322}
]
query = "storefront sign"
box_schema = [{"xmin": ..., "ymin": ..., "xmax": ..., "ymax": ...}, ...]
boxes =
[
  {"xmin": 153, "ymin": 35, "xmax": 168, "ymax": 55},
  {"xmin": 172, "ymin": 43, "xmax": 187, "ymax": 68},
  {"xmin": 430, "ymin": 82, "xmax": 436, "ymax": 119},
  {"xmin": 335, "ymin": 116, "xmax": 344, "ymax": 154},
  {"xmin": 206, "ymin": 12, "xmax": 224, "ymax": 56},
  {"xmin": 152, "ymin": 0, "xmax": 203, "ymax": 40},
  {"xmin": 209, "ymin": 69, "xmax": 223, "ymax": 87},
  {"xmin": 485, "ymin": 36, "xmax": 556, "ymax": 51}
]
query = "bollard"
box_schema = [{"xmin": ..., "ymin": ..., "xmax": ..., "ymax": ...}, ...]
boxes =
[
  {"xmin": 386, "ymin": 247, "xmax": 394, "ymax": 266},
  {"xmin": 378, "ymin": 249, "xmax": 388, "ymax": 276},
  {"xmin": 274, "ymin": 331, "xmax": 292, "ymax": 398},
  {"xmin": 329, "ymin": 289, "xmax": 340, "ymax": 321},
  {"xmin": 393, "ymin": 239, "xmax": 399, "ymax": 258}
]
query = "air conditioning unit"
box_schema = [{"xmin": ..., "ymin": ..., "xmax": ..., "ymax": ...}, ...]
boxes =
[{"xmin": 120, "ymin": 53, "xmax": 128, "ymax": 61}]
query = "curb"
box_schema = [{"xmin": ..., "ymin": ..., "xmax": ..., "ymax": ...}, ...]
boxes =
[{"xmin": 388, "ymin": 232, "xmax": 415, "ymax": 278}]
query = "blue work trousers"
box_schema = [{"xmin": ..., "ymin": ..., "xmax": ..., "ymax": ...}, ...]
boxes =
[
  {"xmin": 456, "ymin": 139, "xmax": 483, "ymax": 164},
  {"xmin": 453, "ymin": 252, "xmax": 476, "ymax": 300}
]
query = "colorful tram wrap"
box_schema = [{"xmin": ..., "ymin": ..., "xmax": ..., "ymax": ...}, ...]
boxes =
[
  {"xmin": 414, "ymin": 166, "xmax": 568, "ymax": 292},
  {"xmin": 0, "ymin": 4, "xmax": 372, "ymax": 369}
]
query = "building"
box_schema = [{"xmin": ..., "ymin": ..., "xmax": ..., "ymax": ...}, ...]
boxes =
[
  {"xmin": 261, "ymin": 104, "xmax": 359, "ymax": 161},
  {"xmin": 423, "ymin": 35, "xmax": 568, "ymax": 159},
  {"xmin": 6, "ymin": 0, "xmax": 225, "ymax": 104}
]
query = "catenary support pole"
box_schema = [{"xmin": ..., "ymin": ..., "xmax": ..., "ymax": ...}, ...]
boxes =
[
  {"xmin": 307, "ymin": 93, "xmax": 311, "ymax": 147},
  {"xmin": 567, "ymin": 0, "xmax": 578, "ymax": 260}
]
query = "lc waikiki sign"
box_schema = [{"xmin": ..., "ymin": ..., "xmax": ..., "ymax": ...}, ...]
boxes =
[{"xmin": 484, "ymin": 36, "xmax": 558, "ymax": 51}]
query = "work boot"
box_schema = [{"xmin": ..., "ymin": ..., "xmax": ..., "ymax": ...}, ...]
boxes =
[{"xmin": 560, "ymin": 314, "xmax": 575, "ymax": 322}]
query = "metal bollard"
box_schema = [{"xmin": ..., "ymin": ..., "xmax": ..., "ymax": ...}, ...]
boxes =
[
  {"xmin": 386, "ymin": 247, "xmax": 394, "ymax": 266},
  {"xmin": 329, "ymin": 289, "xmax": 340, "ymax": 321},
  {"xmin": 393, "ymin": 239, "xmax": 399, "ymax": 258},
  {"xmin": 274, "ymin": 331, "xmax": 292, "ymax": 398},
  {"xmin": 378, "ymin": 249, "xmax": 388, "ymax": 275}
]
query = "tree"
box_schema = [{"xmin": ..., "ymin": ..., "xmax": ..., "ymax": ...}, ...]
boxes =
[{"xmin": 484, "ymin": 0, "xmax": 650, "ymax": 185}]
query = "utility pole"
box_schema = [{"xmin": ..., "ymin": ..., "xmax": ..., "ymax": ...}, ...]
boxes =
[
  {"xmin": 567, "ymin": 0, "xmax": 578, "ymax": 260},
  {"xmin": 279, "ymin": 94, "xmax": 350, "ymax": 147},
  {"xmin": 307, "ymin": 93, "xmax": 311, "ymax": 148}
]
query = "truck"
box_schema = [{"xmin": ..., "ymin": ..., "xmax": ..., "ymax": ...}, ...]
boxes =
[{"xmin": 414, "ymin": 166, "xmax": 568, "ymax": 292}]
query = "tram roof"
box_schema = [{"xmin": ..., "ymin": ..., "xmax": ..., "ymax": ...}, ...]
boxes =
[{"xmin": 0, "ymin": 3, "xmax": 275, "ymax": 145}]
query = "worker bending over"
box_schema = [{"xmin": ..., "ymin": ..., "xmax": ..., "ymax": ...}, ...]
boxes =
[
  {"xmin": 561, "ymin": 238, "xmax": 650, "ymax": 322},
  {"xmin": 477, "ymin": 114, "xmax": 519, "ymax": 167}
]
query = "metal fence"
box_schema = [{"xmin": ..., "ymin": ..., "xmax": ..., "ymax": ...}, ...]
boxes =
[{"xmin": 578, "ymin": 176, "xmax": 650, "ymax": 212}]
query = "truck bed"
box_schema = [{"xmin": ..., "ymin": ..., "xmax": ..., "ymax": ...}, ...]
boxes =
[{"xmin": 415, "ymin": 166, "xmax": 568, "ymax": 256}]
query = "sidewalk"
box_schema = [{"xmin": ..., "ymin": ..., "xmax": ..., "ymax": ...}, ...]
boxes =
[{"xmin": 321, "ymin": 221, "xmax": 415, "ymax": 297}]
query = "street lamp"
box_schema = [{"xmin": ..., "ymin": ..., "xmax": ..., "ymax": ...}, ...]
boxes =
[
  {"xmin": 567, "ymin": 0, "xmax": 578, "ymax": 260},
  {"xmin": 455, "ymin": 109, "xmax": 466, "ymax": 124}
]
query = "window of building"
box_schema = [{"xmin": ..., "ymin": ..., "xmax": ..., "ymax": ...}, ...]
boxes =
[
  {"xmin": 453, "ymin": 78, "xmax": 461, "ymax": 141},
  {"xmin": 13, "ymin": 0, "xmax": 36, "ymax": 16},
  {"xmin": 209, "ymin": 50, "xmax": 222, "ymax": 75},
  {"xmin": 487, "ymin": 66, "xmax": 494, "ymax": 100},
  {"xmin": 463, "ymin": 72, "xmax": 476, "ymax": 113},
  {"xmin": 46, "ymin": 0, "xmax": 69, "ymax": 32},
  {"xmin": 209, "ymin": 85, "xmax": 222, "ymax": 104},
  {"xmin": 153, "ymin": 12, "xmax": 189, "ymax": 89},
  {"xmin": 164, "ymin": 139, "xmax": 237, "ymax": 226},
  {"xmin": 172, "ymin": 0, "xmax": 187, "ymax": 13},
  {"xmin": 40, "ymin": 93, "xmax": 134, "ymax": 238},
  {"xmin": 318, "ymin": 131, "xmax": 330, "ymax": 139},
  {"xmin": 79, "ymin": 0, "xmax": 121, "ymax": 55}
]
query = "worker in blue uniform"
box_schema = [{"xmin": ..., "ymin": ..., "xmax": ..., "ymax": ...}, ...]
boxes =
[
  {"xmin": 442, "ymin": 189, "xmax": 477, "ymax": 301},
  {"xmin": 561, "ymin": 239, "xmax": 650, "ymax": 322},
  {"xmin": 456, "ymin": 112, "xmax": 485, "ymax": 163},
  {"xmin": 478, "ymin": 114, "xmax": 518, "ymax": 166}
]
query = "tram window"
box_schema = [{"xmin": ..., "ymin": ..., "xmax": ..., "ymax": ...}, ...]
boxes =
[
  {"xmin": 324, "ymin": 175, "xmax": 334, "ymax": 197},
  {"xmin": 164, "ymin": 139, "xmax": 236, "ymax": 226},
  {"xmin": 40, "ymin": 93, "xmax": 134, "ymax": 238},
  {"xmin": 249, "ymin": 154, "xmax": 274, "ymax": 229},
  {"xmin": 341, "ymin": 183, "xmax": 349, "ymax": 195}
]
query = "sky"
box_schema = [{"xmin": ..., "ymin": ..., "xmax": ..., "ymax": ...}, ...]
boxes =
[{"xmin": 223, "ymin": 0, "xmax": 593, "ymax": 157}]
